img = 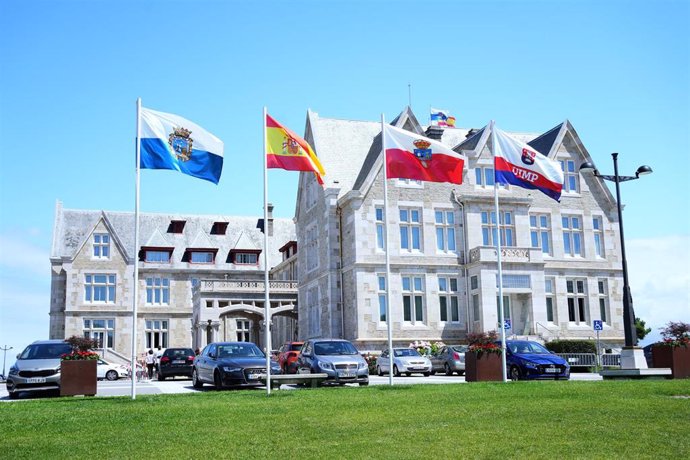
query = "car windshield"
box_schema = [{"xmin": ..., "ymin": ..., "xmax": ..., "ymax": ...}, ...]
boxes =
[
  {"xmin": 394, "ymin": 348, "xmax": 420, "ymax": 357},
  {"xmin": 217, "ymin": 344, "xmax": 264, "ymax": 358},
  {"xmin": 509, "ymin": 342, "xmax": 550, "ymax": 354},
  {"xmin": 288, "ymin": 344, "xmax": 303, "ymax": 352},
  {"xmin": 165, "ymin": 349, "xmax": 194, "ymax": 358},
  {"xmin": 314, "ymin": 341, "xmax": 358, "ymax": 356},
  {"xmin": 452, "ymin": 345, "xmax": 468, "ymax": 353},
  {"xmin": 19, "ymin": 343, "xmax": 72, "ymax": 360}
]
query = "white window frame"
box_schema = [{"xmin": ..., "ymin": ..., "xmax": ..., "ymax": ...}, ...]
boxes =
[
  {"xmin": 597, "ymin": 279, "xmax": 610, "ymax": 324},
  {"xmin": 377, "ymin": 275, "xmax": 387, "ymax": 323},
  {"xmin": 545, "ymin": 278, "xmax": 557, "ymax": 323},
  {"xmin": 375, "ymin": 207, "xmax": 385, "ymax": 251},
  {"xmin": 402, "ymin": 275, "xmax": 425, "ymax": 325},
  {"xmin": 435, "ymin": 209, "xmax": 456, "ymax": 253},
  {"xmin": 145, "ymin": 319, "xmax": 169, "ymax": 349},
  {"xmin": 84, "ymin": 274, "xmax": 116, "ymax": 304},
  {"xmin": 562, "ymin": 215, "xmax": 584, "ymax": 257},
  {"xmin": 593, "ymin": 216, "xmax": 605, "ymax": 258},
  {"xmin": 566, "ymin": 278, "xmax": 588, "ymax": 324},
  {"xmin": 93, "ymin": 233, "xmax": 110, "ymax": 259},
  {"xmin": 560, "ymin": 159, "xmax": 580, "ymax": 194},
  {"xmin": 396, "ymin": 178, "xmax": 423, "ymax": 188},
  {"xmin": 145, "ymin": 277, "xmax": 170, "ymax": 305},
  {"xmin": 399, "ymin": 207, "xmax": 422, "ymax": 252},
  {"xmin": 83, "ymin": 318, "xmax": 115, "ymax": 348},
  {"xmin": 530, "ymin": 214, "xmax": 552, "ymax": 256},
  {"xmin": 236, "ymin": 319, "xmax": 251, "ymax": 342},
  {"xmin": 481, "ymin": 210, "xmax": 515, "ymax": 247},
  {"xmin": 235, "ymin": 253, "xmax": 258, "ymax": 264},
  {"xmin": 472, "ymin": 294, "xmax": 480, "ymax": 323},
  {"xmin": 438, "ymin": 276, "xmax": 460, "ymax": 323}
]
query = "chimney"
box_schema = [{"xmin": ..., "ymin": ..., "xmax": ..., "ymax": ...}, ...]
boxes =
[
  {"xmin": 465, "ymin": 128, "xmax": 478, "ymax": 138},
  {"xmin": 267, "ymin": 203, "xmax": 274, "ymax": 237},
  {"xmin": 425, "ymin": 125, "xmax": 444, "ymax": 141}
]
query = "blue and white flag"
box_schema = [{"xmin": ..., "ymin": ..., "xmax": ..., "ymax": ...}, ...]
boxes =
[
  {"xmin": 139, "ymin": 107, "xmax": 224, "ymax": 184},
  {"xmin": 430, "ymin": 108, "xmax": 450, "ymax": 127}
]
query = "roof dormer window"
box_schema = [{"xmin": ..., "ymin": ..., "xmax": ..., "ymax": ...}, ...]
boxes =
[
  {"xmin": 140, "ymin": 247, "xmax": 174, "ymax": 263},
  {"xmin": 93, "ymin": 233, "xmax": 111, "ymax": 259},
  {"xmin": 211, "ymin": 222, "xmax": 228, "ymax": 235},
  {"xmin": 228, "ymin": 249, "xmax": 261, "ymax": 265},
  {"xmin": 168, "ymin": 220, "xmax": 186, "ymax": 234},
  {"xmin": 184, "ymin": 248, "xmax": 217, "ymax": 264}
]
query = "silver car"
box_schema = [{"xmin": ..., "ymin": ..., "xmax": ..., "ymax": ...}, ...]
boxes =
[
  {"xmin": 430, "ymin": 345, "xmax": 468, "ymax": 376},
  {"xmin": 6, "ymin": 340, "xmax": 72, "ymax": 399},
  {"xmin": 376, "ymin": 348, "xmax": 432, "ymax": 377},
  {"xmin": 296, "ymin": 339, "xmax": 369, "ymax": 386}
]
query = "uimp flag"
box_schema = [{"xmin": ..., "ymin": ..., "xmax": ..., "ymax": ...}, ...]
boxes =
[
  {"xmin": 383, "ymin": 124, "xmax": 465, "ymax": 184},
  {"xmin": 140, "ymin": 107, "xmax": 224, "ymax": 184},
  {"xmin": 430, "ymin": 108, "xmax": 451, "ymax": 127},
  {"xmin": 493, "ymin": 127, "xmax": 564, "ymax": 202},
  {"xmin": 266, "ymin": 114, "xmax": 325, "ymax": 185}
]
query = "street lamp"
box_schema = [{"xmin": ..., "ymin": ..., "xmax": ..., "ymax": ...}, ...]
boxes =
[
  {"xmin": 580, "ymin": 153, "xmax": 652, "ymax": 360},
  {"xmin": 2, "ymin": 345, "xmax": 13, "ymax": 379}
]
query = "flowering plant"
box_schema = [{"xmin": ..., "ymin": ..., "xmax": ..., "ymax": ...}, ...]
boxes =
[
  {"xmin": 467, "ymin": 330, "xmax": 502, "ymax": 357},
  {"xmin": 409, "ymin": 340, "xmax": 445, "ymax": 356},
  {"xmin": 61, "ymin": 335, "xmax": 100, "ymax": 361},
  {"xmin": 656, "ymin": 321, "xmax": 690, "ymax": 348}
]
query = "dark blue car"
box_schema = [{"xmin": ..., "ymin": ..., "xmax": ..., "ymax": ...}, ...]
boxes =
[
  {"xmin": 192, "ymin": 342, "xmax": 281, "ymax": 390},
  {"xmin": 504, "ymin": 340, "xmax": 570, "ymax": 381}
]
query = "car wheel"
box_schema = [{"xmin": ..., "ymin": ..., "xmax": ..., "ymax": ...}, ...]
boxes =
[
  {"xmin": 444, "ymin": 364, "xmax": 453, "ymax": 376},
  {"xmin": 458, "ymin": 371, "xmax": 465, "ymax": 376},
  {"xmin": 405, "ymin": 372, "xmax": 411, "ymax": 377},
  {"xmin": 393, "ymin": 365, "xmax": 400, "ymax": 377},
  {"xmin": 423, "ymin": 372, "xmax": 430, "ymax": 377},
  {"xmin": 510, "ymin": 366, "xmax": 521, "ymax": 381},
  {"xmin": 8, "ymin": 391, "xmax": 18, "ymax": 400},
  {"xmin": 359, "ymin": 381, "xmax": 369, "ymax": 386},
  {"xmin": 430, "ymin": 370, "xmax": 436, "ymax": 376},
  {"xmin": 192, "ymin": 369, "xmax": 203, "ymax": 389},
  {"xmin": 376, "ymin": 366, "xmax": 383, "ymax": 376},
  {"xmin": 105, "ymin": 370, "xmax": 118, "ymax": 381},
  {"xmin": 213, "ymin": 370, "xmax": 223, "ymax": 390}
]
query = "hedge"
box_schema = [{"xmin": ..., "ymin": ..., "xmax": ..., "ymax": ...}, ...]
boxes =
[{"xmin": 544, "ymin": 339, "xmax": 596, "ymax": 354}]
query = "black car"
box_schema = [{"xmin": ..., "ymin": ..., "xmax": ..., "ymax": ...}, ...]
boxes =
[
  {"xmin": 192, "ymin": 342, "xmax": 281, "ymax": 390},
  {"xmin": 157, "ymin": 348, "xmax": 195, "ymax": 380}
]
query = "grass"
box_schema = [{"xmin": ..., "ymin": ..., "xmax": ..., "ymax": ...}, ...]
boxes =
[{"xmin": 2, "ymin": 380, "xmax": 689, "ymax": 459}]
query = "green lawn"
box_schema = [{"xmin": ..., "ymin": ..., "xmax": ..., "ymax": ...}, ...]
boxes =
[{"xmin": 2, "ymin": 380, "xmax": 689, "ymax": 459}]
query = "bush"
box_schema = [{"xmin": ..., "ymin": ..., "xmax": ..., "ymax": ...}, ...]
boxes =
[
  {"xmin": 544, "ymin": 340, "xmax": 596, "ymax": 354},
  {"xmin": 362, "ymin": 353, "xmax": 378, "ymax": 375}
]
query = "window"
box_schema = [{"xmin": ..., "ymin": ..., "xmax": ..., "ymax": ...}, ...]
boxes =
[
  {"xmin": 496, "ymin": 274, "xmax": 531, "ymax": 289},
  {"xmin": 545, "ymin": 278, "xmax": 556, "ymax": 323},
  {"xmin": 593, "ymin": 216, "xmax": 605, "ymax": 258},
  {"xmin": 378, "ymin": 275, "xmax": 387, "ymax": 322},
  {"xmin": 435, "ymin": 210, "xmax": 456, "ymax": 253},
  {"xmin": 93, "ymin": 234, "xmax": 110, "ymax": 259},
  {"xmin": 307, "ymin": 286, "xmax": 320, "ymax": 336},
  {"xmin": 169, "ymin": 220, "xmax": 186, "ymax": 233},
  {"xmin": 562, "ymin": 215, "xmax": 583, "ymax": 256},
  {"xmin": 481, "ymin": 211, "xmax": 515, "ymax": 247},
  {"xmin": 305, "ymin": 225, "xmax": 318, "ymax": 272},
  {"xmin": 566, "ymin": 279, "xmax": 588, "ymax": 324},
  {"xmin": 438, "ymin": 277, "xmax": 460, "ymax": 323},
  {"xmin": 399, "ymin": 208, "xmax": 422, "ymax": 252},
  {"xmin": 190, "ymin": 251, "xmax": 215, "ymax": 264},
  {"xmin": 145, "ymin": 320, "xmax": 168, "ymax": 349},
  {"xmin": 375, "ymin": 207, "xmax": 385, "ymax": 250},
  {"xmin": 475, "ymin": 167, "xmax": 495, "ymax": 186},
  {"xmin": 236, "ymin": 320, "xmax": 251, "ymax": 342},
  {"xmin": 470, "ymin": 275, "xmax": 478, "ymax": 291},
  {"xmin": 305, "ymin": 180, "xmax": 318, "ymax": 209},
  {"xmin": 85, "ymin": 274, "xmax": 116, "ymax": 303},
  {"xmin": 83, "ymin": 319, "xmax": 114, "ymax": 348},
  {"xmin": 145, "ymin": 250, "xmax": 172, "ymax": 263},
  {"xmin": 496, "ymin": 295, "xmax": 511, "ymax": 322},
  {"xmin": 402, "ymin": 275, "xmax": 424, "ymax": 324},
  {"xmin": 211, "ymin": 222, "xmax": 228, "ymax": 235},
  {"xmin": 598, "ymin": 279, "xmax": 609, "ymax": 324},
  {"xmin": 235, "ymin": 253, "xmax": 258, "ymax": 264},
  {"xmin": 472, "ymin": 294, "xmax": 480, "ymax": 322},
  {"xmin": 146, "ymin": 277, "xmax": 170, "ymax": 305},
  {"xmin": 530, "ymin": 214, "xmax": 552, "ymax": 255},
  {"xmin": 560, "ymin": 159, "xmax": 579, "ymax": 193},
  {"xmin": 396, "ymin": 178, "xmax": 423, "ymax": 187}
]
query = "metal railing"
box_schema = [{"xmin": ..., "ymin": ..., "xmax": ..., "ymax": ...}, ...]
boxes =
[{"xmin": 556, "ymin": 353, "xmax": 621, "ymax": 368}]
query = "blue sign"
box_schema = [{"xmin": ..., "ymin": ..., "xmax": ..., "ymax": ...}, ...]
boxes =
[
  {"xmin": 593, "ymin": 320, "xmax": 603, "ymax": 331},
  {"xmin": 504, "ymin": 319, "xmax": 512, "ymax": 330}
]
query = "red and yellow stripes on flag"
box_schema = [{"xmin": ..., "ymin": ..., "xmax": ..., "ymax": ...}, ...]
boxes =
[{"xmin": 266, "ymin": 114, "xmax": 325, "ymax": 185}]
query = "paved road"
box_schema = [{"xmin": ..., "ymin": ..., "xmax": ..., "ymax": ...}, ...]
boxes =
[{"xmin": 1, "ymin": 372, "xmax": 602, "ymax": 401}]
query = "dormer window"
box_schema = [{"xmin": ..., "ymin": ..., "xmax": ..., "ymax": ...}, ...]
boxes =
[
  {"xmin": 278, "ymin": 241, "xmax": 297, "ymax": 261},
  {"xmin": 229, "ymin": 249, "xmax": 261, "ymax": 265},
  {"xmin": 184, "ymin": 248, "xmax": 218, "ymax": 264},
  {"xmin": 211, "ymin": 222, "xmax": 228, "ymax": 235},
  {"xmin": 140, "ymin": 247, "xmax": 174, "ymax": 263},
  {"xmin": 168, "ymin": 220, "xmax": 186, "ymax": 234},
  {"xmin": 93, "ymin": 234, "xmax": 110, "ymax": 259}
]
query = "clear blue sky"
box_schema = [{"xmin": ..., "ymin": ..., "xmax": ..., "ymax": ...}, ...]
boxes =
[{"xmin": 1, "ymin": 0, "xmax": 688, "ymax": 358}]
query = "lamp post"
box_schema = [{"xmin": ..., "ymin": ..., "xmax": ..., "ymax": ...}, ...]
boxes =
[
  {"xmin": 580, "ymin": 154, "xmax": 652, "ymax": 358},
  {"xmin": 1, "ymin": 345, "xmax": 13, "ymax": 379}
]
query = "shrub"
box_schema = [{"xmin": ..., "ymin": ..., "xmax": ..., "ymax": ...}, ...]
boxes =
[
  {"xmin": 544, "ymin": 340, "xmax": 596, "ymax": 354},
  {"xmin": 362, "ymin": 353, "xmax": 378, "ymax": 375},
  {"xmin": 467, "ymin": 330, "xmax": 501, "ymax": 357},
  {"xmin": 656, "ymin": 321, "xmax": 690, "ymax": 348}
]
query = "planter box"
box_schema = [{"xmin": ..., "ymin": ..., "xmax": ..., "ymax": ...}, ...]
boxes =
[
  {"xmin": 465, "ymin": 352, "xmax": 503, "ymax": 382},
  {"xmin": 60, "ymin": 360, "xmax": 97, "ymax": 396},
  {"xmin": 652, "ymin": 346, "xmax": 690, "ymax": 379}
]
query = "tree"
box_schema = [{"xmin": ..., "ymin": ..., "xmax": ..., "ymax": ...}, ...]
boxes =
[{"xmin": 635, "ymin": 317, "xmax": 651, "ymax": 341}]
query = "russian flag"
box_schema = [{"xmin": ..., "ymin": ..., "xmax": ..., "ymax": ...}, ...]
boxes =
[
  {"xmin": 492, "ymin": 126, "xmax": 564, "ymax": 202},
  {"xmin": 139, "ymin": 107, "xmax": 224, "ymax": 184},
  {"xmin": 383, "ymin": 125, "xmax": 465, "ymax": 184}
]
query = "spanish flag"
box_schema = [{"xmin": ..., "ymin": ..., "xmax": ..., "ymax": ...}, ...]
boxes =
[{"xmin": 266, "ymin": 114, "xmax": 325, "ymax": 185}]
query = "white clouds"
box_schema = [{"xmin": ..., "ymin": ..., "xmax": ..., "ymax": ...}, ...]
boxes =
[{"xmin": 627, "ymin": 235, "xmax": 690, "ymax": 345}]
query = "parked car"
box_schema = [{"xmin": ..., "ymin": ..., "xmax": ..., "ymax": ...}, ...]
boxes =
[
  {"xmin": 376, "ymin": 348, "xmax": 431, "ymax": 377},
  {"xmin": 192, "ymin": 342, "xmax": 281, "ymax": 390},
  {"xmin": 6, "ymin": 340, "xmax": 72, "ymax": 399},
  {"xmin": 504, "ymin": 340, "xmax": 570, "ymax": 380},
  {"xmin": 296, "ymin": 339, "xmax": 369, "ymax": 386},
  {"xmin": 277, "ymin": 341, "xmax": 304, "ymax": 374},
  {"xmin": 97, "ymin": 359, "xmax": 129, "ymax": 381},
  {"xmin": 430, "ymin": 345, "xmax": 468, "ymax": 376},
  {"xmin": 157, "ymin": 348, "xmax": 195, "ymax": 380}
]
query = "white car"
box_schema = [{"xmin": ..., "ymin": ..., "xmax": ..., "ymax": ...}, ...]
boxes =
[
  {"xmin": 376, "ymin": 348, "xmax": 432, "ymax": 377},
  {"xmin": 97, "ymin": 359, "xmax": 129, "ymax": 381}
]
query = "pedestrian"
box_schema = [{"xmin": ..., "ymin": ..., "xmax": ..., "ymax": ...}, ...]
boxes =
[
  {"xmin": 145, "ymin": 349, "xmax": 156, "ymax": 379},
  {"xmin": 194, "ymin": 347, "xmax": 200, "ymax": 356}
]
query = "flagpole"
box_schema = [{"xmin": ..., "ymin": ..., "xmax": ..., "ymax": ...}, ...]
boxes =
[
  {"xmin": 131, "ymin": 98, "xmax": 142, "ymax": 399},
  {"xmin": 491, "ymin": 121, "xmax": 508, "ymax": 383},
  {"xmin": 381, "ymin": 114, "xmax": 394, "ymax": 386},
  {"xmin": 263, "ymin": 106, "xmax": 272, "ymax": 395}
]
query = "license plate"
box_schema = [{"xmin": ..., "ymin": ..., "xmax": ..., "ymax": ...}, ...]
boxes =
[
  {"xmin": 248, "ymin": 373, "xmax": 260, "ymax": 380},
  {"xmin": 544, "ymin": 368, "xmax": 559, "ymax": 373},
  {"xmin": 338, "ymin": 371, "xmax": 355, "ymax": 378},
  {"xmin": 173, "ymin": 360, "xmax": 184, "ymax": 364},
  {"xmin": 26, "ymin": 377, "xmax": 46, "ymax": 384}
]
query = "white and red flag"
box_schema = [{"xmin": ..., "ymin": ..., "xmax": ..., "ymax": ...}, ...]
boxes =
[
  {"xmin": 493, "ymin": 126, "xmax": 564, "ymax": 202},
  {"xmin": 383, "ymin": 124, "xmax": 465, "ymax": 184}
]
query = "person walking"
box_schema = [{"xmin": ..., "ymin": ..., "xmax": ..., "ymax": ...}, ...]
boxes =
[{"xmin": 145, "ymin": 349, "xmax": 156, "ymax": 379}]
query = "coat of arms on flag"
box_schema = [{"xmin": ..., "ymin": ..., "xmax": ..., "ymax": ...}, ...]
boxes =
[{"xmin": 168, "ymin": 127, "xmax": 194, "ymax": 162}]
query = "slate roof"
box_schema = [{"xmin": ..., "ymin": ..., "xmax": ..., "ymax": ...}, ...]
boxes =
[
  {"xmin": 52, "ymin": 204, "xmax": 295, "ymax": 270},
  {"xmin": 528, "ymin": 123, "xmax": 564, "ymax": 156}
]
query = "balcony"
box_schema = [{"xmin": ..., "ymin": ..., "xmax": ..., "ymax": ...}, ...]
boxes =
[
  {"xmin": 198, "ymin": 279, "xmax": 298, "ymax": 295},
  {"xmin": 468, "ymin": 246, "xmax": 544, "ymax": 264}
]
